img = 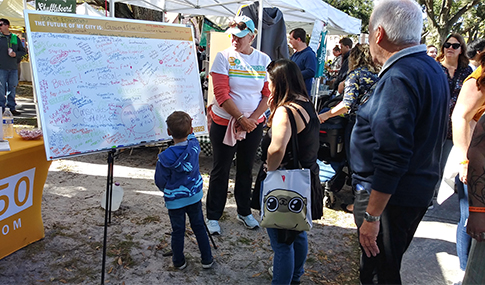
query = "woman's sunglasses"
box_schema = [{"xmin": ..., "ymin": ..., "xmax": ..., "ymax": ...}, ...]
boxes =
[
  {"xmin": 230, "ymin": 21, "xmax": 249, "ymax": 32},
  {"xmin": 443, "ymin": 42, "xmax": 461, "ymax": 49}
]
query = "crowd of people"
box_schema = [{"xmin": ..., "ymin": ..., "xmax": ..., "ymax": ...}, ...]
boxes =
[{"xmin": 152, "ymin": 0, "xmax": 485, "ymax": 284}]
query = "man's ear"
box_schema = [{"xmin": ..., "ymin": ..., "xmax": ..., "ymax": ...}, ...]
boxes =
[
  {"xmin": 375, "ymin": 26, "xmax": 385, "ymax": 44},
  {"xmin": 167, "ymin": 129, "xmax": 172, "ymax": 136},
  {"xmin": 190, "ymin": 127, "xmax": 193, "ymax": 134}
]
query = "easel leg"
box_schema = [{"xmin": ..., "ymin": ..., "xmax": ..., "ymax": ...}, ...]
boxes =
[{"xmin": 101, "ymin": 149, "xmax": 115, "ymax": 284}]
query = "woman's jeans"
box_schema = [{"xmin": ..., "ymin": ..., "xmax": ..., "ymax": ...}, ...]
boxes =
[
  {"xmin": 0, "ymin": 69, "xmax": 18, "ymax": 111},
  {"xmin": 267, "ymin": 228, "xmax": 307, "ymax": 284},
  {"xmin": 206, "ymin": 120, "xmax": 263, "ymax": 220},
  {"xmin": 456, "ymin": 177, "xmax": 471, "ymax": 271},
  {"xmin": 168, "ymin": 201, "xmax": 213, "ymax": 267}
]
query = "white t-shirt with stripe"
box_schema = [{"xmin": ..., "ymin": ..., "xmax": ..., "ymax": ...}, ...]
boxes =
[{"xmin": 210, "ymin": 46, "xmax": 271, "ymax": 120}]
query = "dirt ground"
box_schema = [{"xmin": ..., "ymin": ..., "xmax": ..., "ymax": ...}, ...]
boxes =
[
  {"xmin": 0, "ymin": 146, "xmax": 359, "ymax": 284},
  {"xmin": 0, "ymin": 82, "xmax": 360, "ymax": 284}
]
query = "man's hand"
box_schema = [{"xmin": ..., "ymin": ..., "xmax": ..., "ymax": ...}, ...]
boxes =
[{"xmin": 359, "ymin": 220, "xmax": 380, "ymax": 257}]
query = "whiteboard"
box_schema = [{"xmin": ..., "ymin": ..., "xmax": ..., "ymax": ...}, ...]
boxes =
[{"xmin": 24, "ymin": 11, "xmax": 207, "ymax": 160}]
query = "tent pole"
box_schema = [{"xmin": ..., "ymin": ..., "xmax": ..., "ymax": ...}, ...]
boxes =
[
  {"xmin": 110, "ymin": 0, "xmax": 115, "ymax": 17},
  {"xmin": 256, "ymin": 0, "xmax": 262, "ymax": 50},
  {"xmin": 23, "ymin": 0, "xmax": 26, "ymax": 11}
]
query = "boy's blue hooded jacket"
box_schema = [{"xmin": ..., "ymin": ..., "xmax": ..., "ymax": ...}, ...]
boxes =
[{"xmin": 154, "ymin": 134, "xmax": 203, "ymax": 209}]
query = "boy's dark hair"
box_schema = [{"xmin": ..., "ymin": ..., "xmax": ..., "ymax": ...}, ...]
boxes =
[
  {"xmin": 166, "ymin": 111, "xmax": 192, "ymax": 139},
  {"xmin": 0, "ymin": 18, "xmax": 10, "ymax": 26},
  {"xmin": 339, "ymin": 37, "xmax": 353, "ymax": 49},
  {"xmin": 290, "ymin": 28, "xmax": 306, "ymax": 42}
]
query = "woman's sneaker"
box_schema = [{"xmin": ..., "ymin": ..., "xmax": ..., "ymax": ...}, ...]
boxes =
[
  {"xmin": 237, "ymin": 214, "xmax": 259, "ymax": 229},
  {"xmin": 206, "ymin": 219, "xmax": 221, "ymax": 235}
]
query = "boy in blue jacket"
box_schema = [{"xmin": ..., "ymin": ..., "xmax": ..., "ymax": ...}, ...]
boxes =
[{"xmin": 155, "ymin": 111, "xmax": 213, "ymax": 270}]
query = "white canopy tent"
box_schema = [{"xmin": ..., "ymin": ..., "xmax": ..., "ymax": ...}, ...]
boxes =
[
  {"xmin": 0, "ymin": 0, "xmax": 105, "ymax": 25},
  {"xmin": 108, "ymin": 0, "xmax": 361, "ymax": 35},
  {"xmin": 1, "ymin": 0, "xmax": 361, "ymax": 35},
  {"xmin": 0, "ymin": 0, "xmax": 34, "ymax": 26},
  {"xmin": 76, "ymin": 2, "xmax": 105, "ymax": 17}
]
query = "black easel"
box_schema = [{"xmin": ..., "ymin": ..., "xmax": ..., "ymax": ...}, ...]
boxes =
[{"xmin": 101, "ymin": 149, "xmax": 116, "ymax": 284}]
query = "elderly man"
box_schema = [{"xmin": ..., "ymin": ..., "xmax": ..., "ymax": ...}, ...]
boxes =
[{"xmin": 350, "ymin": 0, "xmax": 449, "ymax": 283}]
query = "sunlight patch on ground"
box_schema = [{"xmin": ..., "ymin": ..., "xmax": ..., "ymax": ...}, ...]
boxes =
[
  {"xmin": 44, "ymin": 185, "xmax": 88, "ymax": 198},
  {"xmin": 50, "ymin": 160, "xmax": 155, "ymax": 179},
  {"xmin": 134, "ymin": 190, "xmax": 164, "ymax": 197},
  {"xmin": 436, "ymin": 252, "xmax": 462, "ymax": 283},
  {"xmin": 412, "ymin": 220, "xmax": 457, "ymax": 243}
]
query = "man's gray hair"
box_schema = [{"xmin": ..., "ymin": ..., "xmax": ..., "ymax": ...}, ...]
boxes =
[{"xmin": 370, "ymin": 0, "xmax": 422, "ymax": 46}]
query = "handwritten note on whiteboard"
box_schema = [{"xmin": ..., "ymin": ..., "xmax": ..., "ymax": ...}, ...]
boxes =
[{"xmin": 24, "ymin": 11, "xmax": 207, "ymax": 160}]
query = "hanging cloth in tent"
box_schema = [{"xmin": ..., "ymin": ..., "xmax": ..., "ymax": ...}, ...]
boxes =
[
  {"xmin": 200, "ymin": 18, "xmax": 225, "ymax": 47},
  {"xmin": 239, "ymin": 2, "xmax": 289, "ymax": 61}
]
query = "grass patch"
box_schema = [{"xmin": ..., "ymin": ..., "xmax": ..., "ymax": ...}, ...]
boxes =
[
  {"xmin": 237, "ymin": 237, "xmax": 252, "ymax": 245},
  {"xmin": 23, "ymin": 239, "xmax": 46, "ymax": 257},
  {"xmin": 107, "ymin": 235, "xmax": 140, "ymax": 268},
  {"xmin": 131, "ymin": 215, "xmax": 161, "ymax": 225}
]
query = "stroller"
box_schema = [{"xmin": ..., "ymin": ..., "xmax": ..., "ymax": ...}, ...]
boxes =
[{"xmin": 315, "ymin": 94, "xmax": 352, "ymax": 208}]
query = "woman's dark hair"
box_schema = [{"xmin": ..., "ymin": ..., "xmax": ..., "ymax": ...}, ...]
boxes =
[
  {"xmin": 478, "ymin": 52, "xmax": 485, "ymax": 91},
  {"xmin": 436, "ymin": 33, "xmax": 469, "ymax": 68},
  {"xmin": 266, "ymin": 59, "xmax": 307, "ymax": 126}
]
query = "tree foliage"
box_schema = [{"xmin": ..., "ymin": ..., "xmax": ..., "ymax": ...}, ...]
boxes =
[
  {"xmin": 83, "ymin": 0, "xmax": 164, "ymax": 22},
  {"xmin": 323, "ymin": 0, "xmax": 373, "ymax": 33},
  {"xmin": 458, "ymin": 2, "xmax": 485, "ymax": 42},
  {"xmin": 418, "ymin": 0, "xmax": 482, "ymax": 44}
]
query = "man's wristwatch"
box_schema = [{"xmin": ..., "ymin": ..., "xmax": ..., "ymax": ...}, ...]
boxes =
[{"xmin": 364, "ymin": 212, "xmax": 380, "ymax": 222}]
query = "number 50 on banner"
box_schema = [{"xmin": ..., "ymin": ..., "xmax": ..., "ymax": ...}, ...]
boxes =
[{"xmin": 0, "ymin": 168, "xmax": 35, "ymax": 222}]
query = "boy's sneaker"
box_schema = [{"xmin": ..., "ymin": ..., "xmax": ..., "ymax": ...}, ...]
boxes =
[
  {"xmin": 237, "ymin": 214, "xmax": 259, "ymax": 229},
  {"xmin": 175, "ymin": 261, "xmax": 187, "ymax": 270},
  {"xmin": 202, "ymin": 260, "xmax": 214, "ymax": 269},
  {"xmin": 206, "ymin": 219, "xmax": 221, "ymax": 235}
]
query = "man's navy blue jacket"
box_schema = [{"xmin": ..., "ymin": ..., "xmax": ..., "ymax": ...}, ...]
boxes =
[
  {"xmin": 350, "ymin": 45, "xmax": 450, "ymax": 207},
  {"xmin": 290, "ymin": 46, "xmax": 317, "ymax": 96}
]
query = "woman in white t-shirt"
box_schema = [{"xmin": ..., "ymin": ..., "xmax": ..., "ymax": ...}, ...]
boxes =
[{"xmin": 205, "ymin": 16, "xmax": 271, "ymax": 235}]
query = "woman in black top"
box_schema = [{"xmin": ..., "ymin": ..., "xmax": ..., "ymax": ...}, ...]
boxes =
[{"xmin": 263, "ymin": 59, "xmax": 322, "ymax": 284}]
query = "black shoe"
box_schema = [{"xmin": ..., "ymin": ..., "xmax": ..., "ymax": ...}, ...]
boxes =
[{"xmin": 10, "ymin": 110, "xmax": 21, "ymax": 116}]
